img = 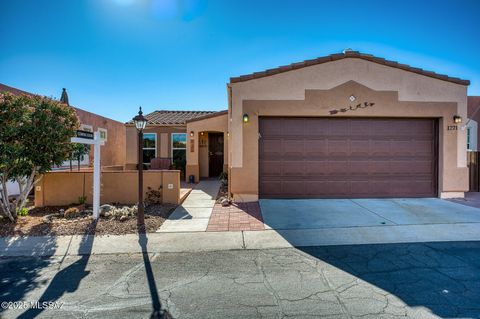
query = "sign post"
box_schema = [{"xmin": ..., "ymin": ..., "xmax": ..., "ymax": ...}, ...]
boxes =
[{"xmin": 71, "ymin": 130, "xmax": 105, "ymax": 219}]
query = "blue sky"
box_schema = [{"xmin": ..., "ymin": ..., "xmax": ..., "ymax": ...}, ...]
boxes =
[{"xmin": 1, "ymin": 0, "xmax": 479, "ymax": 122}]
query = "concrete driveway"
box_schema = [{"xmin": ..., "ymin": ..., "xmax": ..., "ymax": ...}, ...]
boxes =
[
  {"xmin": 247, "ymin": 198, "xmax": 480, "ymax": 247},
  {"xmin": 260, "ymin": 198, "xmax": 480, "ymax": 230}
]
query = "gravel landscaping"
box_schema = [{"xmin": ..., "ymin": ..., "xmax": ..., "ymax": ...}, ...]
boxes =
[{"xmin": 0, "ymin": 203, "xmax": 176, "ymax": 237}]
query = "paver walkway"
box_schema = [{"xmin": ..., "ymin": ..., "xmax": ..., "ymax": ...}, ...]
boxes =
[
  {"xmin": 157, "ymin": 179, "xmax": 220, "ymax": 232},
  {"xmin": 207, "ymin": 202, "xmax": 264, "ymax": 231}
]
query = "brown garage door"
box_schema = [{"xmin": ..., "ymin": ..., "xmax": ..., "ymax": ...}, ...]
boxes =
[{"xmin": 259, "ymin": 117, "xmax": 437, "ymax": 198}]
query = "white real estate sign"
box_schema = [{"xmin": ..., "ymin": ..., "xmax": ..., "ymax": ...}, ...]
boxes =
[{"xmin": 71, "ymin": 131, "xmax": 105, "ymax": 219}]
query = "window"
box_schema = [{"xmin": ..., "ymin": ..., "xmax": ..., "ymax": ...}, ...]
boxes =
[
  {"xmin": 172, "ymin": 133, "xmax": 187, "ymax": 171},
  {"xmin": 98, "ymin": 128, "xmax": 107, "ymax": 141},
  {"xmin": 143, "ymin": 133, "xmax": 157, "ymax": 165},
  {"xmin": 467, "ymin": 127, "xmax": 471, "ymax": 150}
]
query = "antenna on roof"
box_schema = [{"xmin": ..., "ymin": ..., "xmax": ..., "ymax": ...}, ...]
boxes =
[{"xmin": 342, "ymin": 48, "xmax": 353, "ymax": 54}]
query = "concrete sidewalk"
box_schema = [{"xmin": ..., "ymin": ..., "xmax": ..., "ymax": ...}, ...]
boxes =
[
  {"xmin": 0, "ymin": 232, "xmax": 244, "ymax": 257},
  {"xmin": 3, "ymin": 221, "xmax": 480, "ymax": 257},
  {"xmin": 157, "ymin": 179, "xmax": 220, "ymax": 232}
]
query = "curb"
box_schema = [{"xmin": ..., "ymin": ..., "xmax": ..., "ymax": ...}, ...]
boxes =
[{"xmin": 2, "ymin": 223, "xmax": 480, "ymax": 257}]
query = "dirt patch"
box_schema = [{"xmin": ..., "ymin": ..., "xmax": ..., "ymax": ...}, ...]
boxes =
[{"xmin": 0, "ymin": 204, "xmax": 176, "ymax": 237}]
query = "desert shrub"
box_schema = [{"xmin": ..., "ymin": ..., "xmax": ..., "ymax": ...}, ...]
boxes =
[
  {"xmin": 17, "ymin": 207, "xmax": 28, "ymax": 217},
  {"xmin": 145, "ymin": 186, "xmax": 162, "ymax": 205},
  {"xmin": 64, "ymin": 207, "xmax": 80, "ymax": 219},
  {"xmin": 78, "ymin": 196, "xmax": 87, "ymax": 205},
  {"xmin": 219, "ymin": 171, "xmax": 228, "ymax": 186}
]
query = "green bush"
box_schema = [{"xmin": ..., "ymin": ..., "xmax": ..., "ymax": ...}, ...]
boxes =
[
  {"xmin": 17, "ymin": 207, "xmax": 28, "ymax": 217},
  {"xmin": 219, "ymin": 171, "xmax": 228, "ymax": 186},
  {"xmin": 78, "ymin": 196, "xmax": 87, "ymax": 205}
]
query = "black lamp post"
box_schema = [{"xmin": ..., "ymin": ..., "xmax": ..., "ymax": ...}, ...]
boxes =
[{"xmin": 133, "ymin": 107, "xmax": 147, "ymax": 231}]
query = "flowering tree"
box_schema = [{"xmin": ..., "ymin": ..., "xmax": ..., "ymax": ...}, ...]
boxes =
[{"xmin": 0, "ymin": 93, "xmax": 79, "ymax": 221}]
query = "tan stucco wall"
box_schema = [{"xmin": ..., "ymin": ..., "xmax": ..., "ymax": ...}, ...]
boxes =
[
  {"xmin": 125, "ymin": 125, "xmax": 187, "ymax": 166},
  {"xmin": 34, "ymin": 170, "xmax": 181, "ymax": 206},
  {"xmin": 186, "ymin": 114, "xmax": 228, "ymax": 182},
  {"xmin": 229, "ymin": 58, "xmax": 468, "ymax": 201},
  {"xmin": 75, "ymin": 108, "xmax": 126, "ymax": 167}
]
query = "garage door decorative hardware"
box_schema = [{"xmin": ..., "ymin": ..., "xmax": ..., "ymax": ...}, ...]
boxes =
[{"xmin": 329, "ymin": 102, "xmax": 375, "ymax": 115}]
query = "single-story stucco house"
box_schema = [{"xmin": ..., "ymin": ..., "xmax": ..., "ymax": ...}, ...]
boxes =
[
  {"xmin": 125, "ymin": 110, "xmax": 229, "ymax": 178},
  {"xmin": 128, "ymin": 51, "xmax": 473, "ymax": 201}
]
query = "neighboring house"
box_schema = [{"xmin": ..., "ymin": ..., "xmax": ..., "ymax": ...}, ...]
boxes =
[
  {"xmin": 125, "ymin": 110, "xmax": 222, "ymax": 172},
  {"xmin": 467, "ymin": 96, "xmax": 480, "ymax": 151},
  {"xmin": 0, "ymin": 83, "xmax": 126, "ymax": 168}
]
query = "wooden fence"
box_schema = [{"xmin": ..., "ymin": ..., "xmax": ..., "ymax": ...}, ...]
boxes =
[{"xmin": 468, "ymin": 151, "xmax": 480, "ymax": 192}]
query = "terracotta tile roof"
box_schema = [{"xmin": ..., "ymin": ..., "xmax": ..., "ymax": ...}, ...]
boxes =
[
  {"xmin": 229, "ymin": 51, "xmax": 470, "ymax": 86},
  {"xmin": 185, "ymin": 110, "xmax": 228, "ymax": 123},
  {"xmin": 127, "ymin": 110, "xmax": 218, "ymax": 126}
]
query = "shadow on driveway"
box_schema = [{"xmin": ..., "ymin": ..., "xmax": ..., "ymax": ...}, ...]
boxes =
[{"xmin": 299, "ymin": 241, "xmax": 480, "ymax": 318}]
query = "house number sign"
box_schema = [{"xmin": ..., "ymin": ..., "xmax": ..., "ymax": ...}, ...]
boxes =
[
  {"xmin": 447, "ymin": 125, "xmax": 458, "ymax": 131},
  {"xmin": 329, "ymin": 102, "xmax": 375, "ymax": 115}
]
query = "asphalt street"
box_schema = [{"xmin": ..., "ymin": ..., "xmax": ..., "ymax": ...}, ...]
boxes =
[{"xmin": 1, "ymin": 242, "xmax": 479, "ymax": 319}]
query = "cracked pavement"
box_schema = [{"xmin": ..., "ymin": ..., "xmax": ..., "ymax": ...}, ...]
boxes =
[{"xmin": 1, "ymin": 242, "xmax": 479, "ymax": 318}]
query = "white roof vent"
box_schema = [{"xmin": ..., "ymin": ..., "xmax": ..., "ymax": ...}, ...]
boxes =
[{"xmin": 343, "ymin": 48, "xmax": 353, "ymax": 54}]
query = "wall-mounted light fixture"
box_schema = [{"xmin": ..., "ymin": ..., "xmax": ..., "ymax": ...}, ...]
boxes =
[
  {"xmin": 190, "ymin": 131, "xmax": 194, "ymax": 137},
  {"xmin": 453, "ymin": 115, "xmax": 462, "ymax": 124},
  {"xmin": 243, "ymin": 113, "xmax": 249, "ymax": 123},
  {"xmin": 200, "ymin": 132, "xmax": 204, "ymax": 136},
  {"xmin": 227, "ymin": 131, "xmax": 230, "ymax": 137}
]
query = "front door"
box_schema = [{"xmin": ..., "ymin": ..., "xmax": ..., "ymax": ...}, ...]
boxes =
[{"xmin": 209, "ymin": 133, "xmax": 224, "ymax": 177}]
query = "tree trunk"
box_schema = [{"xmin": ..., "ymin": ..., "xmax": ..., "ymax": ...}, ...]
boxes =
[
  {"xmin": 0, "ymin": 175, "xmax": 15, "ymax": 222},
  {"xmin": 15, "ymin": 169, "xmax": 36, "ymax": 216}
]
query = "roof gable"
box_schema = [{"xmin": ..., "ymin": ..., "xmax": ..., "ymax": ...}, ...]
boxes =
[{"xmin": 230, "ymin": 51, "xmax": 470, "ymax": 86}]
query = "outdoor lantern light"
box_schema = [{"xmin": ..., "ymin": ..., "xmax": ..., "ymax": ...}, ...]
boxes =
[
  {"xmin": 201, "ymin": 132, "xmax": 204, "ymax": 136},
  {"xmin": 453, "ymin": 115, "xmax": 462, "ymax": 124},
  {"xmin": 133, "ymin": 107, "xmax": 147, "ymax": 131},
  {"xmin": 132, "ymin": 106, "xmax": 148, "ymax": 232},
  {"xmin": 190, "ymin": 131, "xmax": 194, "ymax": 137},
  {"xmin": 243, "ymin": 113, "xmax": 249, "ymax": 123}
]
